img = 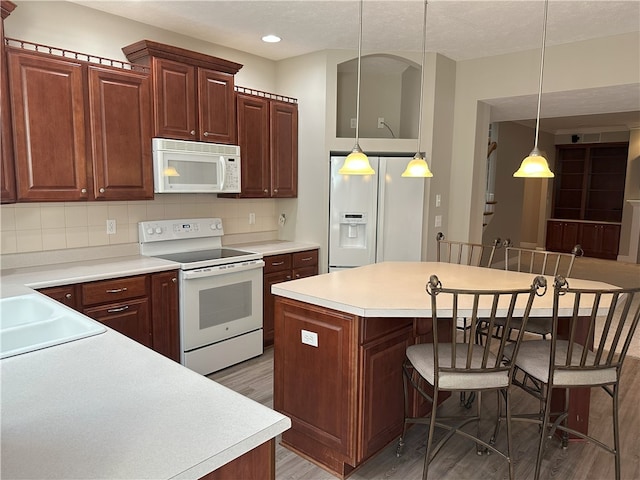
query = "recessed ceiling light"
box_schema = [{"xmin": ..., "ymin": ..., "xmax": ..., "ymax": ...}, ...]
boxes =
[{"xmin": 262, "ymin": 34, "xmax": 281, "ymax": 43}]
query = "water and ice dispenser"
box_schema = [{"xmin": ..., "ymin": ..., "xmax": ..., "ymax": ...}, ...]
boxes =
[{"xmin": 338, "ymin": 213, "xmax": 368, "ymax": 248}]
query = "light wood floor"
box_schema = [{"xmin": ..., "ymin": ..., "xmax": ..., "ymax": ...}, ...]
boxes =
[{"xmin": 210, "ymin": 347, "xmax": 640, "ymax": 480}]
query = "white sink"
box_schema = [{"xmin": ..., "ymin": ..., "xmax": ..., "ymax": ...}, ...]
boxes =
[{"xmin": 0, "ymin": 293, "xmax": 106, "ymax": 359}]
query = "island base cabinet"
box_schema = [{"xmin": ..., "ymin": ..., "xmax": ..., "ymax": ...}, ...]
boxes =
[
  {"xmin": 200, "ymin": 439, "xmax": 275, "ymax": 480},
  {"xmin": 274, "ymin": 298, "xmax": 358, "ymax": 476},
  {"xmin": 274, "ymin": 298, "xmax": 441, "ymax": 479}
]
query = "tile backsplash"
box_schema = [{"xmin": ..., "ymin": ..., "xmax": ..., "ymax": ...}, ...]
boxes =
[{"xmin": 0, "ymin": 195, "xmax": 279, "ymax": 256}]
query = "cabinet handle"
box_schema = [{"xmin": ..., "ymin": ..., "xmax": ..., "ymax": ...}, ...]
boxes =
[
  {"xmin": 295, "ymin": 273, "xmax": 300, "ymax": 278},
  {"xmin": 172, "ymin": 277, "xmax": 177, "ymax": 283},
  {"xmin": 190, "ymin": 130, "xmax": 196, "ymax": 136},
  {"xmin": 203, "ymin": 132, "xmax": 209, "ymax": 137},
  {"xmin": 264, "ymin": 189, "xmax": 269, "ymax": 194},
  {"xmin": 81, "ymin": 188, "xmax": 87, "ymax": 194},
  {"xmin": 300, "ymin": 257, "xmax": 313, "ymax": 262},
  {"xmin": 274, "ymin": 189, "xmax": 278, "ymax": 194},
  {"xmin": 65, "ymin": 293, "xmax": 72, "ymax": 299},
  {"xmin": 107, "ymin": 305, "xmax": 129, "ymax": 313},
  {"xmin": 271, "ymin": 261, "xmax": 285, "ymax": 266},
  {"xmin": 286, "ymin": 275, "xmax": 292, "ymax": 280},
  {"xmin": 106, "ymin": 287, "xmax": 128, "ymax": 294},
  {"xmin": 99, "ymin": 188, "xmax": 105, "ymax": 193}
]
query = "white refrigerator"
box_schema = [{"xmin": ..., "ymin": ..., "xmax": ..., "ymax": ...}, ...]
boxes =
[{"xmin": 329, "ymin": 155, "xmax": 425, "ymax": 271}]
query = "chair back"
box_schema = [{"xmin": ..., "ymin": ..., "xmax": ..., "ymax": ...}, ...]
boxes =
[
  {"xmin": 426, "ymin": 274, "xmax": 547, "ymax": 386},
  {"xmin": 436, "ymin": 232, "xmax": 501, "ymax": 269},
  {"xmin": 548, "ymin": 277, "xmax": 640, "ymax": 386},
  {"xmin": 504, "ymin": 244, "xmax": 582, "ymax": 277}
]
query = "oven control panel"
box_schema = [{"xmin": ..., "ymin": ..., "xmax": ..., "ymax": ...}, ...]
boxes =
[{"xmin": 139, "ymin": 218, "xmax": 223, "ymax": 243}]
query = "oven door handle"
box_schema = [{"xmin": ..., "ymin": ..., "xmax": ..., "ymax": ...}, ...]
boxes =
[{"xmin": 181, "ymin": 260, "xmax": 265, "ymax": 280}]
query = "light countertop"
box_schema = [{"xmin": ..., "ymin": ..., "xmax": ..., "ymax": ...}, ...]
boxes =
[
  {"xmin": 272, "ymin": 262, "xmax": 618, "ymax": 318},
  {"xmin": 0, "ymin": 241, "xmax": 319, "ymax": 289},
  {"xmin": 1, "ymin": 324, "xmax": 290, "ymax": 479}
]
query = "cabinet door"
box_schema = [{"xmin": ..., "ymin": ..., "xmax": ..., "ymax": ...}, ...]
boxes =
[
  {"xmin": 152, "ymin": 58, "xmax": 196, "ymax": 140},
  {"xmin": 269, "ymin": 101, "xmax": 298, "ymax": 198},
  {"xmin": 0, "ymin": 3, "xmax": 16, "ymax": 203},
  {"xmin": 359, "ymin": 326, "xmax": 413, "ymax": 461},
  {"xmin": 546, "ymin": 220, "xmax": 564, "ymax": 252},
  {"xmin": 38, "ymin": 285, "xmax": 80, "ymax": 310},
  {"xmin": 8, "ymin": 50, "xmax": 89, "ymax": 201},
  {"xmin": 88, "ymin": 66, "xmax": 153, "ymax": 200},
  {"xmin": 150, "ymin": 271, "xmax": 180, "ymax": 361},
  {"xmin": 263, "ymin": 269, "xmax": 292, "ymax": 347},
  {"xmin": 84, "ymin": 298, "xmax": 152, "ymax": 347},
  {"xmin": 600, "ymin": 224, "xmax": 621, "ymax": 259},
  {"xmin": 236, "ymin": 93, "xmax": 270, "ymax": 197},
  {"xmin": 560, "ymin": 221, "xmax": 580, "ymax": 252},
  {"xmin": 199, "ymin": 68, "xmax": 236, "ymax": 144}
]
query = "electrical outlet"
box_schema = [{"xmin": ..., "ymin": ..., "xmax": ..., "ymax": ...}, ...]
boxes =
[
  {"xmin": 377, "ymin": 117, "xmax": 385, "ymax": 129},
  {"xmin": 350, "ymin": 118, "xmax": 357, "ymax": 129},
  {"xmin": 278, "ymin": 213, "xmax": 286, "ymax": 227},
  {"xmin": 106, "ymin": 219, "xmax": 116, "ymax": 235},
  {"xmin": 301, "ymin": 329, "xmax": 318, "ymax": 347},
  {"xmin": 249, "ymin": 213, "xmax": 255, "ymax": 225}
]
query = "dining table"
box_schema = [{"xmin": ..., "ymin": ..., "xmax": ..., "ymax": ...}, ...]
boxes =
[{"xmin": 271, "ymin": 261, "xmax": 618, "ymax": 479}]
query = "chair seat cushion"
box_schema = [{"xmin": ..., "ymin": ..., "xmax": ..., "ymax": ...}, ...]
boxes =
[
  {"xmin": 406, "ymin": 343, "xmax": 509, "ymax": 390},
  {"xmin": 504, "ymin": 340, "xmax": 617, "ymax": 386}
]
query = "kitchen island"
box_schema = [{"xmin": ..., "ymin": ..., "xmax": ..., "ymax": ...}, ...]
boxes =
[
  {"xmin": 271, "ymin": 262, "xmax": 617, "ymax": 479},
  {"xmin": 1, "ymin": 288, "xmax": 290, "ymax": 480}
]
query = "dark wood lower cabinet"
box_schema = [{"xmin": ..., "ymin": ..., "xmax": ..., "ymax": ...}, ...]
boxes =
[
  {"xmin": 546, "ymin": 220, "xmax": 621, "ymax": 260},
  {"xmin": 200, "ymin": 439, "xmax": 275, "ymax": 480},
  {"xmin": 38, "ymin": 270, "xmax": 179, "ymax": 361},
  {"xmin": 273, "ymin": 298, "xmax": 446, "ymax": 478}
]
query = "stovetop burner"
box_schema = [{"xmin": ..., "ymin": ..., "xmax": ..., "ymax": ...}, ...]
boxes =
[{"xmin": 152, "ymin": 248, "xmax": 256, "ymax": 264}]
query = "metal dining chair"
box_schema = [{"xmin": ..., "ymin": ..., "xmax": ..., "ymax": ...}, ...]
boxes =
[
  {"xmin": 499, "ymin": 276, "xmax": 640, "ymax": 480},
  {"xmin": 396, "ymin": 274, "xmax": 547, "ymax": 480},
  {"xmin": 436, "ymin": 232, "xmax": 502, "ymax": 341},
  {"xmin": 480, "ymin": 242, "xmax": 583, "ymax": 343}
]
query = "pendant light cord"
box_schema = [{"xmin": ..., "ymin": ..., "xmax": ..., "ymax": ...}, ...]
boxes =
[
  {"xmin": 533, "ymin": 0, "xmax": 549, "ymax": 150},
  {"xmin": 417, "ymin": 0, "xmax": 428, "ymax": 156},
  {"xmin": 354, "ymin": 0, "xmax": 364, "ymax": 146}
]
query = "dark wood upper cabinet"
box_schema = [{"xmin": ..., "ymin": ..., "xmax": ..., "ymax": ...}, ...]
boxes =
[
  {"xmin": 7, "ymin": 50, "xmax": 89, "ymax": 201},
  {"xmin": 6, "ymin": 42, "xmax": 153, "ymax": 202},
  {"xmin": 233, "ymin": 91, "xmax": 298, "ymax": 198},
  {"xmin": 0, "ymin": 0, "xmax": 16, "ymax": 204},
  {"xmin": 122, "ymin": 40, "xmax": 242, "ymax": 145},
  {"xmin": 87, "ymin": 65, "xmax": 153, "ymax": 199}
]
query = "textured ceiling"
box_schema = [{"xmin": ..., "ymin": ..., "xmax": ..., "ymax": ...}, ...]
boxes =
[{"xmin": 72, "ymin": 0, "xmax": 640, "ymax": 132}]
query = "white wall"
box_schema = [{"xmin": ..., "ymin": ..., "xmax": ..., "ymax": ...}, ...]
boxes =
[{"xmin": 449, "ymin": 32, "xmax": 640, "ymax": 246}]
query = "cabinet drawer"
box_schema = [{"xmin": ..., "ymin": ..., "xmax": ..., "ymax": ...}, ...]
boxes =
[
  {"xmin": 263, "ymin": 254, "xmax": 292, "ymax": 274},
  {"xmin": 292, "ymin": 249, "xmax": 318, "ymax": 269},
  {"xmin": 81, "ymin": 275, "xmax": 148, "ymax": 306}
]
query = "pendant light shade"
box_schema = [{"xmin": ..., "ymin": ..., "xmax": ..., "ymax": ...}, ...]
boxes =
[
  {"xmin": 402, "ymin": 153, "xmax": 433, "ymax": 177},
  {"xmin": 402, "ymin": 0, "xmax": 433, "ymax": 178},
  {"xmin": 339, "ymin": 0, "xmax": 374, "ymax": 175},
  {"xmin": 514, "ymin": 0, "xmax": 554, "ymax": 178}
]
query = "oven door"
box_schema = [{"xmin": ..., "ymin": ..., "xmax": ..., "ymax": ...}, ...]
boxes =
[{"xmin": 180, "ymin": 262, "xmax": 263, "ymax": 353}]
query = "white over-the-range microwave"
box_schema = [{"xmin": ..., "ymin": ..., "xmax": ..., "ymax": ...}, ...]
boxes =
[{"xmin": 152, "ymin": 138, "xmax": 241, "ymax": 194}]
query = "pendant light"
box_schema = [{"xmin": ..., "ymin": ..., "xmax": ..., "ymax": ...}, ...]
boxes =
[
  {"xmin": 338, "ymin": 0, "xmax": 375, "ymax": 175},
  {"xmin": 513, "ymin": 0, "xmax": 554, "ymax": 178},
  {"xmin": 402, "ymin": 0, "xmax": 433, "ymax": 178}
]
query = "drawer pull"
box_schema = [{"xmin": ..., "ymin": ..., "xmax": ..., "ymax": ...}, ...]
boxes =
[
  {"xmin": 65, "ymin": 293, "xmax": 72, "ymax": 299},
  {"xmin": 286, "ymin": 275, "xmax": 292, "ymax": 280},
  {"xmin": 271, "ymin": 261, "xmax": 285, "ymax": 266},
  {"xmin": 295, "ymin": 273, "xmax": 300, "ymax": 278},
  {"xmin": 107, "ymin": 305, "xmax": 129, "ymax": 313},
  {"xmin": 300, "ymin": 257, "xmax": 313, "ymax": 262},
  {"xmin": 106, "ymin": 287, "xmax": 128, "ymax": 294}
]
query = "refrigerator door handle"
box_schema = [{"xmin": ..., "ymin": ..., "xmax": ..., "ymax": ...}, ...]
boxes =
[{"xmin": 376, "ymin": 158, "xmax": 386, "ymax": 263}]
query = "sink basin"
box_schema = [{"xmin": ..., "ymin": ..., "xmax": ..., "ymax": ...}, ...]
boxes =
[{"xmin": 0, "ymin": 293, "xmax": 106, "ymax": 359}]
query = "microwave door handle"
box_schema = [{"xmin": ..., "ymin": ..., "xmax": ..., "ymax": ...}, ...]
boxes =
[{"xmin": 219, "ymin": 156, "xmax": 226, "ymax": 190}]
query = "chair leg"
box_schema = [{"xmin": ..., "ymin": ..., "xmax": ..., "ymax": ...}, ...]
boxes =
[
  {"xmin": 491, "ymin": 389, "xmax": 505, "ymax": 445},
  {"xmin": 505, "ymin": 387, "xmax": 514, "ymax": 480},
  {"xmin": 475, "ymin": 391, "xmax": 487, "ymax": 455},
  {"xmin": 534, "ymin": 384, "xmax": 554, "ymax": 480},
  {"xmin": 612, "ymin": 384, "xmax": 621, "ymax": 480},
  {"xmin": 397, "ymin": 362, "xmax": 411, "ymax": 457},
  {"xmin": 423, "ymin": 388, "xmax": 440, "ymax": 480}
]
